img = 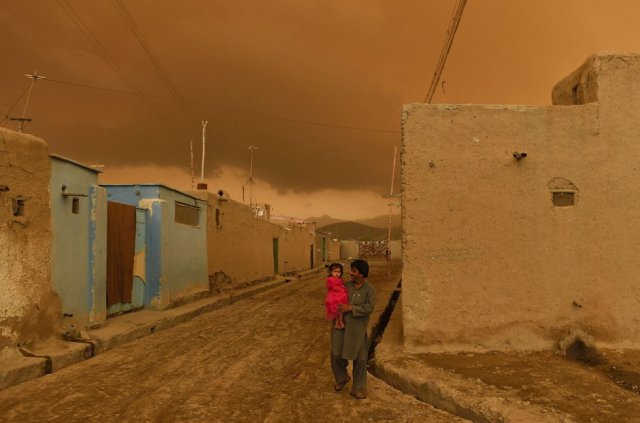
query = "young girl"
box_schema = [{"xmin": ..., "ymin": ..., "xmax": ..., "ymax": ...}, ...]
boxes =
[{"xmin": 325, "ymin": 263, "xmax": 349, "ymax": 329}]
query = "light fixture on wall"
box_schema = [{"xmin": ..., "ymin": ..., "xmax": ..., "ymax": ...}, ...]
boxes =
[
  {"xmin": 60, "ymin": 185, "xmax": 87, "ymax": 197},
  {"xmin": 217, "ymin": 189, "xmax": 230, "ymax": 202},
  {"xmin": 513, "ymin": 151, "xmax": 527, "ymax": 161}
]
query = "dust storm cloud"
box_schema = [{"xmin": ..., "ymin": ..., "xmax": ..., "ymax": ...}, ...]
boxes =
[{"xmin": 1, "ymin": 1, "xmax": 638, "ymax": 217}]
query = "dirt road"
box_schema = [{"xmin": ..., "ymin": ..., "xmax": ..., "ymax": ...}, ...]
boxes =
[{"xmin": 0, "ymin": 267, "xmax": 464, "ymax": 422}]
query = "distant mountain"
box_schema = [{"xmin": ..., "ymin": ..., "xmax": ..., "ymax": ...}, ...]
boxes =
[
  {"xmin": 357, "ymin": 214, "xmax": 401, "ymax": 229},
  {"xmin": 305, "ymin": 214, "xmax": 346, "ymax": 228},
  {"xmin": 318, "ymin": 221, "xmax": 401, "ymax": 241},
  {"xmin": 307, "ymin": 213, "xmax": 400, "ymax": 229}
]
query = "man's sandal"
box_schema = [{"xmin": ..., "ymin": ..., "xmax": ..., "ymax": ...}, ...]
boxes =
[
  {"xmin": 334, "ymin": 376, "xmax": 351, "ymax": 391},
  {"xmin": 350, "ymin": 391, "xmax": 366, "ymax": 400}
]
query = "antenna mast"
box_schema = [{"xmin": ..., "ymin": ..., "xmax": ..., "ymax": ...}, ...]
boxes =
[
  {"xmin": 386, "ymin": 146, "xmax": 400, "ymax": 278},
  {"xmin": 247, "ymin": 144, "xmax": 258, "ymax": 206},
  {"xmin": 190, "ymin": 139, "xmax": 195, "ymax": 189},
  {"xmin": 200, "ymin": 121, "xmax": 208, "ymax": 182},
  {"xmin": 12, "ymin": 70, "xmax": 46, "ymax": 132}
]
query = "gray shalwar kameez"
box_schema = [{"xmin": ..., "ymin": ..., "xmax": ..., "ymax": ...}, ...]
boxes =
[{"xmin": 330, "ymin": 280, "xmax": 376, "ymax": 394}]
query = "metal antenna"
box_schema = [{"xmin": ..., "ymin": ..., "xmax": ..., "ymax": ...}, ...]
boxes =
[
  {"xmin": 200, "ymin": 121, "xmax": 208, "ymax": 182},
  {"xmin": 190, "ymin": 139, "xmax": 195, "ymax": 189},
  {"xmin": 247, "ymin": 144, "xmax": 259, "ymax": 206},
  {"xmin": 12, "ymin": 71, "xmax": 46, "ymax": 132}
]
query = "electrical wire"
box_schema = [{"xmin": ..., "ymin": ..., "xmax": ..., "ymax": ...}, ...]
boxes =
[
  {"xmin": 0, "ymin": 84, "xmax": 30, "ymax": 126},
  {"xmin": 44, "ymin": 77, "xmax": 399, "ymax": 134},
  {"xmin": 46, "ymin": 77, "xmax": 165, "ymax": 98},
  {"xmin": 57, "ymin": 1, "xmax": 396, "ymax": 133},
  {"xmin": 110, "ymin": 0, "xmax": 196, "ymax": 121},
  {"xmin": 423, "ymin": 0, "xmax": 468, "ymax": 103},
  {"xmin": 191, "ymin": 99, "xmax": 399, "ymax": 134},
  {"xmin": 56, "ymin": 0, "xmax": 149, "ymax": 105}
]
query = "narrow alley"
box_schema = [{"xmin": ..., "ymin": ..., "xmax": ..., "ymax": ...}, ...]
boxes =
[{"xmin": 0, "ymin": 262, "xmax": 463, "ymax": 422}]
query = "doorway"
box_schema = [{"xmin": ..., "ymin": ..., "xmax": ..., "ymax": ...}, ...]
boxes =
[
  {"xmin": 106, "ymin": 201, "xmax": 136, "ymax": 315},
  {"xmin": 272, "ymin": 238, "xmax": 279, "ymax": 274}
]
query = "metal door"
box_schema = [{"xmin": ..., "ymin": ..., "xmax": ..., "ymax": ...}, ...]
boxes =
[
  {"xmin": 358, "ymin": 240, "xmax": 388, "ymax": 259},
  {"xmin": 106, "ymin": 201, "xmax": 136, "ymax": 315},
  {"xmin": 273, "ymin": 238, "xmax": 279, "ymax": 274},
  {"xmin": 322, "ymin": 237, "xmax": 326, "ymax": 262}
]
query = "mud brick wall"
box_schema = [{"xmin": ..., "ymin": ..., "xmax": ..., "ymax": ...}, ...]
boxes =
[{"xmin": 401, "ymin": 53, "xmax": 640, "ymax": 352}]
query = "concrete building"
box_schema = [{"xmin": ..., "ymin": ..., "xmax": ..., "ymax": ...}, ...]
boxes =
[
  {"xmin": 50, "ymin": 155, "xmax": 107, "ymax": 330},
  {"xmin": 103, "ymin": 184, "xmax": 208, "ymax": 310},
  {"xmin": 401, "ymin": 52, "xmax": 640, "ymax": 353},
  {"xmin": 0, "ymin": 129, "xmax": 57, "ymax": 348}
]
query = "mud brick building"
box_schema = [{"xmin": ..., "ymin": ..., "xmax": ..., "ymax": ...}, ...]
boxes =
[
  {"xmin": 0, "ymin": 129, "xmax": 57, "ymax": 348},
  {"xmin": 401, "ymin": 52, "xmax": 640, "ymax": 352}
]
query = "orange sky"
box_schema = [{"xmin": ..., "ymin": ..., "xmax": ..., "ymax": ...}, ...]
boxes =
[{"xmin": 1, "ymin": 1, "xmax": 639, "ymax": 218}]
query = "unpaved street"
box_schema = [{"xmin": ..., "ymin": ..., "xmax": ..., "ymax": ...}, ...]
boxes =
[{"xmin": 0, "ymin": 268, "xmax": 462, "ymax": 422}]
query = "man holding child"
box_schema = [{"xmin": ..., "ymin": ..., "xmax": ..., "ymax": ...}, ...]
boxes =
[{"xmin": 330, "ymin": 259, "xmax": 376, "ymax": 400}]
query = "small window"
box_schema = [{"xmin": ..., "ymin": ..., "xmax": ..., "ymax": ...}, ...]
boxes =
[
  {"xmin": 175, "ymin": 202, "xmax": 200, "ymax": 226},
  {"xmin": 12, "ymin": 198, "xmax": 25, "ymax": 216},
  {"xmin": 72, "ymin": 198, "xmax": 80, "ymax": 214},
  {"xmin": 553, "ymin": 192, "xmax": 575, "ymax": 207},
  {"xmin": 215, "ymin": 208, "xmax": 221, "ymax": 228},
  {"xmin": 548, "ymin": 178, "xmax": 578, "ymax": 207}
]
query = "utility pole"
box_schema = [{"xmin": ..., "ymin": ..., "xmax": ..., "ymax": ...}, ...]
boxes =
[
  {"xmin": 200, "ymin": 121, "xmax": 208, "ymax": 182},
  {"xmin": 423, "ymin": 0, "xmax": 467, "ymax": 103},
  {"xmin": 189, "ymin": 139, "xmax": 195, "ymax": 189},
  {"xmin": 247, "ymin": 144, "xmax": 258, "ymax": 206},
  {"xmin": 12, "ymin": 71, "xmax": 46, "ymax": 132},
  {"xmin": 384, "ymin": 146, "xmax": 401, "ymax": 278}
]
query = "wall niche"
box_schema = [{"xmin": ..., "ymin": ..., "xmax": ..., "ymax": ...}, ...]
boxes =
[{"xmin": 547, "ymin": 177, "xmax": 578, "ymax": 207}]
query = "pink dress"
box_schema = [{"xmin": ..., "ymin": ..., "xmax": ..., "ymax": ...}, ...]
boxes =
[{"xmin": 325, "ymin": 276, "xmax": 349, "ymax": 320}]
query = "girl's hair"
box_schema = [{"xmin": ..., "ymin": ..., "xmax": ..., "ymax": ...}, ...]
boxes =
[{"xmin": 328, "ymin": 262, "xmax": 343, "ymax": 276}]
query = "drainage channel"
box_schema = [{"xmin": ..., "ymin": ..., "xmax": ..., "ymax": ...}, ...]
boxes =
[
  {"xmin": 367, "ymin": 279, "xmax": 401, "ymax": 369},
  {"xmin": 566, "ymin": 340, "xmax": 640, "ymax": 395},
  {"xmin": 18, "ymin": 338, "xmax": 96, "ymax": 376},
  {"xmin": 18, "ymin": 347, "xmax": 53, "ymax": 374}
]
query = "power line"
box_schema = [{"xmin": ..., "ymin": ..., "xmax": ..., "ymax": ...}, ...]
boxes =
[
  {"xmin": 424, "ymin": 0, "xmax": 468, "ymax": 103},
  {"xmin": 56, "ymin": 0, "xmax": 149, "ymax": 105},
  {"xmin": 0, "ymin": 84, "xmax": 30, "ymax": 127},
  {"xmin": 42, "ymin": 77, "xmax": 399, "ymax": 134},
  {"xmin": 194, "ymin": 100, "xmax": 400, "ymax": 134},
  {"xmin": 110, "ymin": 0, "xmax": 196, "ymax": 121},
  {"xmin": 46, "ymin": 77, "xmax": 165, "ymax": 98},
  {"xmin": 12, "ymin": 71, "xmax": 47, "ymax": 132}
]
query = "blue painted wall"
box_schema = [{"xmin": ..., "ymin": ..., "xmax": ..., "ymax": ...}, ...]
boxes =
[
  {"xmin": 88, "ymin": 185, "xmax": 107, "ymax": 324},
  {"xmin": 50, "ymin": 156, "xmax": 106, "ymax": 328},
  {"xmin": 103, "ymin": 184, "xmax": 208, "ymax": 309}
]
